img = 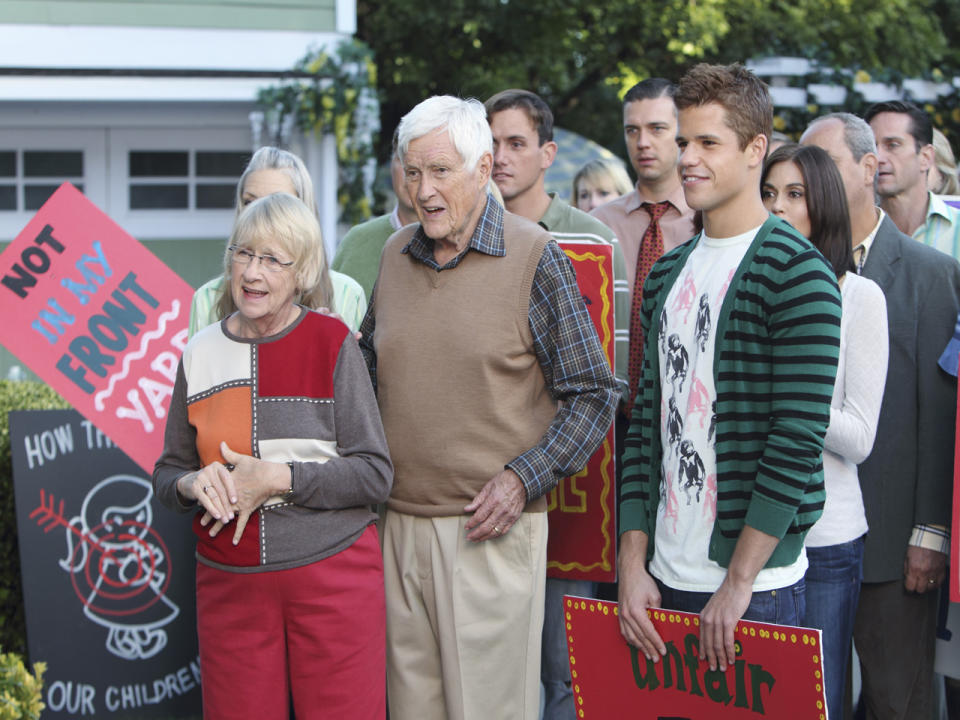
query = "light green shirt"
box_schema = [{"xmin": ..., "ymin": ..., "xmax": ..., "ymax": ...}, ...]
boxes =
[
  {"xmin": 188, "ymin": 270, "xmax": 366, "ymax": 337},
  {"xmin": 913, "ymin": 191, "xmax": 960, "ymax": 261}
]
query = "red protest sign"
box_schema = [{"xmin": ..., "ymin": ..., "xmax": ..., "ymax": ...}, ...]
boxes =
[
  {"xmin": 547, "ymin": 242, "xmax": 616, "ymax": 582},
  {"xmin": 566, "ymin": 598, "xmax": 827, "ymax": 719},
  {"xmin": 0, "ymin": 183, "xmax": 194, "ymax": 473}
]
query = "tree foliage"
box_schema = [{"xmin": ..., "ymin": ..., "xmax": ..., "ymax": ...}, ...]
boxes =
[{"xmin": 358, "ymin": 0, "xmax": 950, "ymax": 162}]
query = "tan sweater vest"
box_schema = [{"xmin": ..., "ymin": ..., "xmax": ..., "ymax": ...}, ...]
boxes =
[{"xmin": 374, "ymin": 213, "xmax": 557, "ymax": 516}]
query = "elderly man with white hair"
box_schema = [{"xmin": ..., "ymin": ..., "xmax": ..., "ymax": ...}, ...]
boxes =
[{"xmin": 359, "ymin": 95, "xmax": 618, "ymax": 720}]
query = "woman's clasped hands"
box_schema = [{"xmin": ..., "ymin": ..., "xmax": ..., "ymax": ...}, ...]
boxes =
[{"xmin": 176, "ymin": 440, "xmax": 291, "ymax": 545}]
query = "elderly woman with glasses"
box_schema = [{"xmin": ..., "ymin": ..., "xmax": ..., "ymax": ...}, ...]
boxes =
[{"xmin": 153, "ymin": 192, "xmax": 392, "ymax": 720}]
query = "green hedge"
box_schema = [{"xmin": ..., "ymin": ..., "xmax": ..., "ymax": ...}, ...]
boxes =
[{"xmin": 0, "ymin": 381, "xmax": 68, "ymax": 659}]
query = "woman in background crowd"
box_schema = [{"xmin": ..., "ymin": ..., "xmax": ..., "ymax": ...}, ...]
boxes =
[
  {"xmin": 188, "ymin": 146, "xmax": 366, "ymax": 336},
  {"xmin": 154, "ymin": 192, "xmax": 392, "ymax": 719},
  {"xmin": 571, "ymin": 156, "xmax": 632, "ymax": 213},
  {"xmin": 762, "ymin": 143, "xmax": 889, "ymax": 720},
  {"xmin": 930, "ymin": 128, "xmax": 960, "ymax": 196}
]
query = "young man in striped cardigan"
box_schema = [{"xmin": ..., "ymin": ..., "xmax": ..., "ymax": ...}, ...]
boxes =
[{"xmin": 616, "ymin": 63, "xmax": 842, "ymax": 674}]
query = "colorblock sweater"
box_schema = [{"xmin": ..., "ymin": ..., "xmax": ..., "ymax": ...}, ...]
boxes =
[
  {"xmin": 153, "ymin": 308, "xmax": 393, "ymax": 573},
  {"xmin": 620, "ymin": 216, "xmax": 842, "ymax": 569}
]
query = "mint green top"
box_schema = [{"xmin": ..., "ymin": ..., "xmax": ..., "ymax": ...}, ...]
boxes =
[
  {"xmin": 331, "ymin": 212, "xmax": 401, "ymax": 301},
  {"xmin": 188, "ymin": 270, "xmax": 366, "ymax": 337}
]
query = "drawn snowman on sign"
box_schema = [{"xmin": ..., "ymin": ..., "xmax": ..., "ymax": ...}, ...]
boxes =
[{"xmin": 31, "ymin": 475, "xmax": 179, "ymax": 661}]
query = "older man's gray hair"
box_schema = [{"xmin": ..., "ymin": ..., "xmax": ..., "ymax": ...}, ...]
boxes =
[
  {"xmin": 802, "ymin": 112, "xmax": 878, "ymax": 162},
  {"xmin": 398, "ymin": 96, "xmax": 492, "ymax": 172}
]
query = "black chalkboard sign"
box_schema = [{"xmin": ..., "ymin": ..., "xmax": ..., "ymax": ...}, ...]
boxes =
[{"xmin": 11, "ymin": 409, "xmax": 201, "ymax": 719}]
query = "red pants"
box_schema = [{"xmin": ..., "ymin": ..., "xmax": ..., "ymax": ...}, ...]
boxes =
[{"xmin": 196, "ymin": 524, "xmax": 385, "ymax": 720}]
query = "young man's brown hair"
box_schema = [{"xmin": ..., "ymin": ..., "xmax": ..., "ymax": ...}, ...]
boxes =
[
  {"xmin": 484, "ymin": 89, "xmax": 554, "ymax": 145},
  {"xmin": 674, "ymin": 63, "xmax": 773, "ymax": 150}
]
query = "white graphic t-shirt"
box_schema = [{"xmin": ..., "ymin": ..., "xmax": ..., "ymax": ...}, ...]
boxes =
[{"xmin": 648, "ymin": 226, "xmax": 807, "ymax": 593}]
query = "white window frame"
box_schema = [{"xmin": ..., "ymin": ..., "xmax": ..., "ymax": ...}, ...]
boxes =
[
  {"xmin": 0, "ymin": 129, "xmax": 107, "ymax": 241},
  {"xmin": 108, "ymin": 128, "xmax": 250, "ymax": 239}
]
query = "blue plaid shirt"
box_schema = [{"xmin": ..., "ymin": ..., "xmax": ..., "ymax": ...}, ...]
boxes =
[{"xmin": 359, "ymin": 197, "xmax": 618, "ymax": 501}]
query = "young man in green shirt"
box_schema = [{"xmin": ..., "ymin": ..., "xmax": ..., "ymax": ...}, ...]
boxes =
[{"xmin": 617, "ymin": 64, "xmax": 841, "ymax": 673}]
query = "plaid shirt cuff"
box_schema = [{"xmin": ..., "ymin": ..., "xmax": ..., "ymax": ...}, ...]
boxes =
[
  {"xmin": 909, "ymin": 524, "xmax": 950, "ymax": 554},
  {"xmin": 507, "ymin": 449, "xmax": 554, "ymax": 503}
]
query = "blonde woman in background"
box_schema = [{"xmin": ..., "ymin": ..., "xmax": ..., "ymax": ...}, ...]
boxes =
[
  {"xmin": 571, "ymin": 156, "xmax": 632, "ymax": 213},
  {"xmin": 188, "ymin": 147, "xmax": 366, "ymax": 336},
  {"xmin": 929, "ymin": 128, "xmax": 960, "ymax": 196}
]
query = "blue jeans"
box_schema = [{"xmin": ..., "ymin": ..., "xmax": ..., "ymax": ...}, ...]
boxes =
[
  {"xmin": 656, "ymin": 576, "xmax": 806, "ymax": 626},
  {"xmin": 803, "ymin": 536, "xmax": 864, "ymax": 720},
  {"xmin": 541, "ymin": 577, "xmax": 595, "ymax": 720}
]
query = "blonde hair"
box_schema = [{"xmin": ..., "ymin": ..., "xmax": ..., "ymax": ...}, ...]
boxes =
[
  {"xmin": 215, "ymin": 147, "xmax": 333, "ymax": 320},
  {"xmin": 571, "ymin": 157, "xmax": 633, "ymax": 207},
  {"xmin": 932, "ymin": 129, "xmax": 959, "ymax": 195},
  {"xmin": 217, "ymin": 194, "xmax": 327, "ymax": 317}
]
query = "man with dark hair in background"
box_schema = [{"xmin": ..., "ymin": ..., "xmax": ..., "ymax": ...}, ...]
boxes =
[
  {"xmin": 865, "ymin": 100, "xmax": 960, "ymax": 260},
  {"xmin": 591, "ymin": 78, "xmax": 696, "ymax": 422}
]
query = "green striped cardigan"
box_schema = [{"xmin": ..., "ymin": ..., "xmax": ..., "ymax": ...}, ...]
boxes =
[{"xmin": 620, "ymin": 215, "xmax": 842, "ymax": 570}]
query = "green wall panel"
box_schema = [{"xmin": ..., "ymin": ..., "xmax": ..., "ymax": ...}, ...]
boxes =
[{"xmin": 0, "ymin": 0, "xmax": 336, "ymax": 32}]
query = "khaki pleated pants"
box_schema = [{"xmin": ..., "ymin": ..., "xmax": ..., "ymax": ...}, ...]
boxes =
[{"xmin": 383, "ymin": 509, "xmax": 547, "ymax": 720}]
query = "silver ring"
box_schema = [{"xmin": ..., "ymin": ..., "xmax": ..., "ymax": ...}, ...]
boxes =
[
  {"xmin": 494, "ymin": 526, "xmax": 501, "ymax": 535},
  {"xmin": 929, "ymin": 579, "xmax": 937, "ymax": 585},
  {"xmin": 203, "ymin": 485, "xmax": 213, "ymax": 493}
]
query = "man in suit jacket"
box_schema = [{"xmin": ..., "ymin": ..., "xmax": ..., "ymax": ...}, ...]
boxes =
[{"xmin": 803, "ymin": 113, "xmax": 960, "ymax": 719}]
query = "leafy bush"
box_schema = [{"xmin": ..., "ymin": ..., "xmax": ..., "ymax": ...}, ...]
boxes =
[
  {"xmin": 0, "ymin": 647, "xmax": 45, "ymax": 720},
  {"xmin": 0, "ymin": 381, "xmax": 68, "ymax": 659}
]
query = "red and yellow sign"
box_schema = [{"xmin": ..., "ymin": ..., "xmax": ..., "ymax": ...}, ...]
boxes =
[
  {"xmin": 566, "ymin": 598, "xmax": 828, "ymax": 719},
  {"xmin": 547, "ymin": 242, "xmax": 616, "ymax": 582},
  {"xmin": 0, "ymin": 184, "xmax": 194, "ymax": 472}
]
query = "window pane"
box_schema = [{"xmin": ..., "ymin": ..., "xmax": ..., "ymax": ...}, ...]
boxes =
[
  {"xmin": 196, "ymin": 151, "xmax": 249, "ymax": 177},
  {"xmin": 0, "ymin": 185, "xmax": 15, "ymax": 210},
  {"xmin": 130, "ymin": 184, "xmax": 188, "ymax": 209},
  {"xmin": 24, "ymin": 151, "xmax": 83, "ymax": 177},
  {"xmin": 25, "ymin": 183, "xmax": 82, "ymax": 210},
  {"xmin": 195, "ymin": 183, "xmax": 235, "ymax": 209},
  {"xmin": 129, "ymin": 151, "xmax": 188, "ymax": 177},
  {"xmin": 0, "ymin": 152, "xmax": 15, "ymax": 177}
]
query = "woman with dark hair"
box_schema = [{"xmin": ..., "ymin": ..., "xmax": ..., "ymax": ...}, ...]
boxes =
[{"xmin": 762, "ymin": 143, "xmax": 888, "ymax": 719}]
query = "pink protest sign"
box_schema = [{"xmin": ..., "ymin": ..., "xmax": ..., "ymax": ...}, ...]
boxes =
[{"xmin": 0, "ymin": 183, "xmax": 193, "ymax": 472}]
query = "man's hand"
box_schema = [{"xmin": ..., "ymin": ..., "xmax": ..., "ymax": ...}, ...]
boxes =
[
  {"xmin": 617, "ymin": 531, "xmax": 666, "ymax": 662},
  {"xmin": 463, "ymin": 469, "xmax": 526, "ymax": 541},
  {"xmin": 904, "ymin": 546, "xmax": 947, "ymax": 593},
  {"xmin": 699, "ymin": 525, "xmax": 779, "ymax": 671},
  {"xmin": 699, "ymin": 575, "xmax": 752, "ymax": 672}
]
